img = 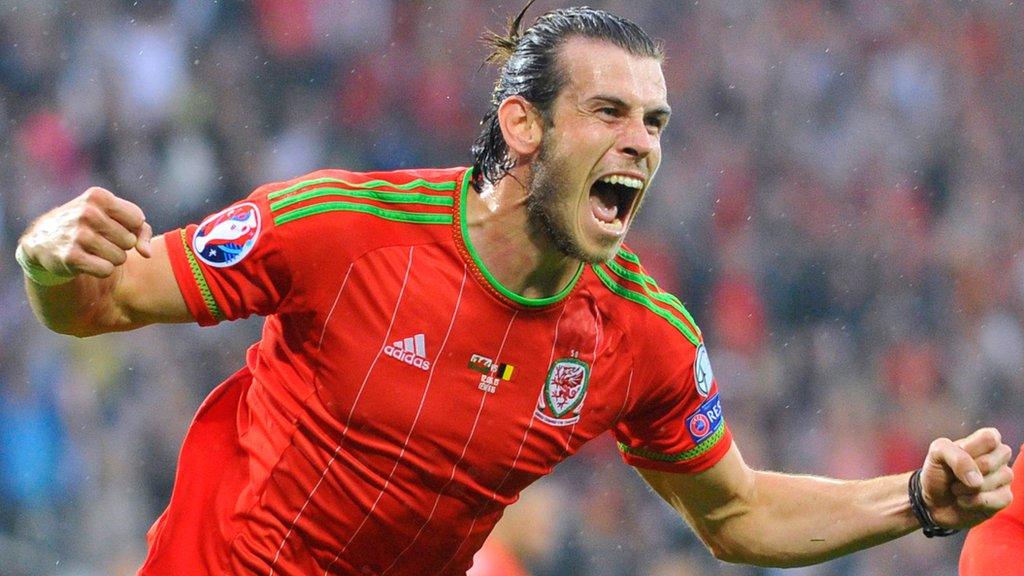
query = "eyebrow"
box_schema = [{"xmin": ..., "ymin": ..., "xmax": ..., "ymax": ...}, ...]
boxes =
[{"xmin": 588, "ymin": 94, "xmax": 672, "ymax": 119}]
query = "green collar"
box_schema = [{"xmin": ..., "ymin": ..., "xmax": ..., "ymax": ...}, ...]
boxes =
[{"xmin": 457, "ymin": 169, "xmax": 584, "ymax": 308}]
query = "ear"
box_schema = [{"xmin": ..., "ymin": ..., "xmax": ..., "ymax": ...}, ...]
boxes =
[{"xmin": 497, "ymin": 96, "xmax": 544, "ymax": 161}]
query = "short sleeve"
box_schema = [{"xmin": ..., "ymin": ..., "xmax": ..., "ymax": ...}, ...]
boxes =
[
  {"xmin": 612, "ymin": 339, "xmax": 733, "ymax": 474},
  {"xmin": 164, "ymin": 187, "xmax": 289, "ymax": 326}
]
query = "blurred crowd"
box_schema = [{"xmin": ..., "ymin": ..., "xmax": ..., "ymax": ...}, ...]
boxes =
[{"xmin": 1, "ymin": 1, "xmax": 1022, "ymax": 574}]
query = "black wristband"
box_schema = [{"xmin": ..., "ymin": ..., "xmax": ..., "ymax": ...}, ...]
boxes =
[{"xmin": 908, "ymin": 469, "xmax": 959, "ymax": 538}]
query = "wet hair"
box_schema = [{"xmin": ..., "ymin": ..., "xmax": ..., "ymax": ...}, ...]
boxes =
[{"xmin": 471, "ymin": 2, "xmax": 664, "ymax": 189}]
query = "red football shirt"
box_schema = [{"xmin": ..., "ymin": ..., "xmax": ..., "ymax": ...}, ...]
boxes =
[
  {"xmin": 959, "ymin": 445, "xmax": 1024, "ymax": 575},
  {"xmin": 144, "ymin": 166, "xmax": 732, "ymax": 575}
]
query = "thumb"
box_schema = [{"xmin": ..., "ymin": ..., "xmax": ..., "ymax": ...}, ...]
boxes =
[{"xmin": 927, "ymin": 437, "xmax": 983, "ymax": 489}]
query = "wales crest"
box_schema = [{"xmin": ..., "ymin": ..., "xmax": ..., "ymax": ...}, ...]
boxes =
[{"xmin": 535, "ymin": 358, "xmax": 590, "ymax": 426}]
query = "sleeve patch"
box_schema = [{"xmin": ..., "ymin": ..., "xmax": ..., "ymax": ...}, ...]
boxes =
[
  {"xmin": 685, "ymin": 393, "xmax": 723, "ymax": 444},
  {"xmin": 694, "ymin": 344, "xmax": 714, "ymax": 397},
  {"xmin": 192, "ymin": 202, "xmax": 261, "ymax": 268}
]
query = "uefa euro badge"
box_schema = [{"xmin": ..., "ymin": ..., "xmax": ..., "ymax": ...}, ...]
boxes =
[
  {"xmin": 694, "ymin": 344, "xmax": 713, "ymax": 397},
  {"xmin": 535, "ymin": 358, "xmax": 590, "ymax": 427},
  {"xmin": 193, "ymin": 202, "xmax": 261, "ymax": 268}
]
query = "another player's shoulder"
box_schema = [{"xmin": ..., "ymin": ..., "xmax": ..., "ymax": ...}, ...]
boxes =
[
  {"xmin": 588, "ymin": 245, "xmax": 703, "ymax": 351},
  {"xmin": 249, "ymin": 166, "xmax": 467, "ymax": 232}
]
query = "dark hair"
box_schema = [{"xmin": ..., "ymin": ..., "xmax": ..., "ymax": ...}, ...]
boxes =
[{"xmin": 471, "ymin": 3, "xmax": 664, "ymax": 189}]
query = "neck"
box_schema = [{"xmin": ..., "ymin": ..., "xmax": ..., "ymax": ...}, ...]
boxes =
[{"xmin": 465, "ymin": 172, "xmax": 581, "ymax": 301}]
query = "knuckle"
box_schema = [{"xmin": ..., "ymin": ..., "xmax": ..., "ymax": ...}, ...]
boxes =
[
  {"xmin": 81, "ymin": 187, "xmax": 110, "ymax": 203},
  {"xmin": 1000, "ymin": 443, "xmax": 1013, "ymax": 460},
  {"xmin": 109, "ymin": 249, "xmax": 127, "ymax": 266},
  {"xmin": 70, "ymin": 227, "xmax": 93, "ymax": 246},
  {"xmin": 76, "ymin": 204, "xmax": 102, "ymax": 226},
  {"xmin": 986, "ymin": 427, "xmax": 1002, "ymax": 442},
  {"xmin": 111, "ymin": 230, "xmax": 136, "ymax": 249},
  {"xmin": 978, "ymin": 455, "xmax": 998, "ymax": 474},
  {"xmin": 94, "ymin": 262, "xmax": 115, "ymax": 278},
  {"xmin": 62, "ymin": 246, "xmax": 86, "ymax": 268}
]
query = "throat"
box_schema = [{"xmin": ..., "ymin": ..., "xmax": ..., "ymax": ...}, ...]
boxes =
[{"xmin": 464, "ymin": 184, "xmax": 583, "ymax": 303}]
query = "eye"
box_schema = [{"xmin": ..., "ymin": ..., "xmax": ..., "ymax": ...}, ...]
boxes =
[
  {"xmin": 596, "ymin": 106, "xmax": 619, "ymax": 119},
  {"xmin": 645, "ymin": 116, "xmax": 666, "ymax": 135}
]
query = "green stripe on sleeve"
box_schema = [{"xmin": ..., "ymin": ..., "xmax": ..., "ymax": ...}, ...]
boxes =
[
  {"xmin": 269, "ymin": 187, "xmax": 454, "ymax": 213},
  {"xmin": 178, "ymin": 229, "xmax": 225, "ymax": 321},
  {"xmin": 605, "ymin": 258, "xmax": 701, "ymax": 337},
  {"xmin": 273, "ymin": 201, "xmax": 453, "ymax": 226},
  {"xmin": 593, "ymin": 264, "xmax": 699, "ymax": 346},
  {"xmin": 616, "ymin": 249, "xmax": 701, "ymax": 332},
  {"xmin": 266, "ymin": 176, "xmax": 457, "ymax": 201},
  {"xmin": 617, "ymin": 423, "xmax": 726, "ymax": 463}
]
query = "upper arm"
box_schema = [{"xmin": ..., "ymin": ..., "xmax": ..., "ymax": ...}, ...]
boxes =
[
  {"xmin": 111, "ymin": 233, "xmax": 193, "ymax": 328},
  {"xmin": 636, "ymin": 443, "xmax": 755, "ymax": 545}
]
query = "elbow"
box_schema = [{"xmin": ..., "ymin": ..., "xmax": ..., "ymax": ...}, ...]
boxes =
[
  {"xmin": 27, "ymin": 297, "xmax": 117, "ymax": 338},
  {"xmin": 33, "ymin": 310, "xmax": 106, "ymax": 338},
  {"xmin": 690, "ymin": 523, "xmax": 744, "ymax": 564},
  {"xmin": 704, "ymin": 536, "xmax": 748, "ymax": 565},
  {"xmin": 58, "ymin": 324, "xmax": 104, "ymax": 338},
  {"xmin": 39, "ymin": 317, "xmax": 95, "ymax": 338},
  {"xmin": 701, "ymin": 532, "xmax": 802, "ymax": 568}
]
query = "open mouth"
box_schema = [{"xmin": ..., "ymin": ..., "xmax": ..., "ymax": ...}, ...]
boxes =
[{"xmin": 589, "ymin": 174, "xmax": 643, "ymax": 230}]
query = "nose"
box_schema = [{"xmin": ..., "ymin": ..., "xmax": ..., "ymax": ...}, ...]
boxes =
[{"xmin": 618, "ymin": 116, "xmax": 655, "ymax": 160}]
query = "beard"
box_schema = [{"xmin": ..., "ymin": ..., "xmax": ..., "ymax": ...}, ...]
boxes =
[{"xmin": 526, "ymin": 138, "xmax": 610, "ymax": 264}]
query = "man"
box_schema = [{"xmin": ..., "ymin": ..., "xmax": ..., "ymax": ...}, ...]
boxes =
[
  {"xmin": 960, "ymin": 445, "xmax": 1023, "ymax": 574},
  {"xmin": 15, "ymin": 5, "xmax": 1014, "ymax": 575}
]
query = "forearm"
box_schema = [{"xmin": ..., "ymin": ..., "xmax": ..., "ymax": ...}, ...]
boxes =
[
  {"xmin": 703, "ymin": 470, "xmax": 918, "ymax": 567},
  {"xmin": 18, "ymin": 195, "xmax": 190, "ymax": 336},
  {"xmin": 23, "ymin": 270, "xmax": 126, "ymax": 337}
]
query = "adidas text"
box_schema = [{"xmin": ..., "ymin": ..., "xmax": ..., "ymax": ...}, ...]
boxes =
[{"xmin": 383, "ymin": 333, "xmax": 431, "ymax": 371}]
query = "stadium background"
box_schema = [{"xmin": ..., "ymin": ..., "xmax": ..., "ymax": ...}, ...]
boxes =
[{"xmin": 1, "ymin": 0, "xmax": 1022, "ymax": 574}]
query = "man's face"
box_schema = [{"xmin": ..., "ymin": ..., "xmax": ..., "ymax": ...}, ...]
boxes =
[{"xmin": 527, "ymin": 38, "xmax": 669, "ymax": 264}]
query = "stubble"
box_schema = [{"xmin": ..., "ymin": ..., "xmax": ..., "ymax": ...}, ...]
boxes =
[{"xmin": 526, "ymin": 136, "xmax": 608, "ymax": 264}]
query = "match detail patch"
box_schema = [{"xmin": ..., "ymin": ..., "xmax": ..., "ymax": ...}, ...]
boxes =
[
  {"xmin": 686, "ymin": 393, "xmax": 724, "ymax": 444},
  {"xmin": 192, "ymin": 202, "xmax": 261, "ymax": 268},
  {"xmin": 468, "ymin": 353, "xmax": 514, "ymax": 394},
  {"xmin": 694, "ymin": 344, "xmax": 714, "ymax": 397}
]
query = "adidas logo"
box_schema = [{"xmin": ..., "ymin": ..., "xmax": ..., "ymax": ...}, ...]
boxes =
[{"xmin": 383, "ymin": 333, "xmax": 431, "ymax": 371}]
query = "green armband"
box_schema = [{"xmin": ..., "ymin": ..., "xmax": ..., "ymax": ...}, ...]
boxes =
[{"xmin": 15, "ymin": 244, "xmax": 75, "ymax": 286}]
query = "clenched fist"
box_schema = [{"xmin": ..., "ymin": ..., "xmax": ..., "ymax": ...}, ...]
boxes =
[
  {"xmin": 921, "ymin": 427, "xmax": 1015, "ymax": 529},
  {"xmin": 17, "ymin": 187, "xmax": 153, "ymax": 281}
]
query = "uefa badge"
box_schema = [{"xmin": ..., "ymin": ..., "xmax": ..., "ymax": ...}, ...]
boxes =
[
  {"xmin": 686, "ymin": 393, "xmax": 724, "ymax": 444},
  {"xmin": 192, "ymin": 202, "xmax": 261, "ymax": 268},
  {"xmin": 694, "ymin": 344, "xmax": 714, "ymax": 397},
  {"xmin": 535, "ymin": 358, "xmax": 590, "ymax": 427}
]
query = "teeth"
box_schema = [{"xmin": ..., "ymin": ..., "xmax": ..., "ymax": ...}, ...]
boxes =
[{"xmin": 598, "ymin": 175, "xmax": 644, "ymax": 190}]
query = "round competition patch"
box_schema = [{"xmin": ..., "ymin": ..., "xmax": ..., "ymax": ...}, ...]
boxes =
[
  {"xmin": 694, "ymin": 344, "xmax": 714, "ymax": 397},
  {"xmin": 192, "ymin": 202, "xmax": 261, "ymax": 268},
  {"xmin": 688, "ymin": 413, "xmax": 711, "ymax": 438}
]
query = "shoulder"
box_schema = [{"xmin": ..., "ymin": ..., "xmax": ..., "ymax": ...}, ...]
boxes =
[
  {"xmin": 587, "ymin": 245, "xmax": 703, "ymax": 353},
  {"xmin": 248, "ymin": 166, "xmax": 467, "ymax": 246}
]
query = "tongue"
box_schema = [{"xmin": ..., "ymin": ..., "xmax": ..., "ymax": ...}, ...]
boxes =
[{"xmin": 590, "ymin": 186, "xmax": 619, "ymax": 223}]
